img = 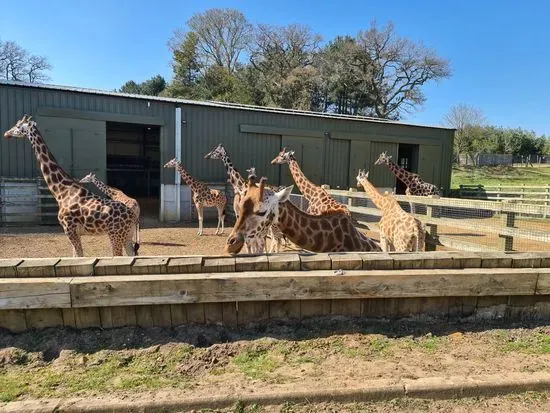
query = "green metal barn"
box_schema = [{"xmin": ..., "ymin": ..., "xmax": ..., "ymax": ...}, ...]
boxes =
[{"xmin": 0, "ymin": 80, "xmax": 454, "ymax": 222}]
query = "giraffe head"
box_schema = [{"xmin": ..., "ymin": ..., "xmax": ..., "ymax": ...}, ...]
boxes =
[
  {"xmin": 225, "ymin": 176, "xmax": 293, "ymax": 254},
  {"xmin": 245, "ymin": 166, "xmax": 257, "ymax": 179},
  {"xmin": 163, "ymin": 158, "xmax": 179, "ymax": 169},
  {"xmin": 356, "ymin": 169, "xmax": 370, "ymax": 188},
  {"xmin": 4, "ymin": 115, "xmax": 37, "ymax": 140},
  {"xmin": 375, "ymin": 152, "xmax": 392, "ymax": 165},
  {"xmin": 79, "ymin": 172, "xmax": 96, "ymax": 184},
  {"xmin": 271, "ymin": 147, "xmax": 296, "ymax": 165},
  {"xmin": 204, "ymin": 143, "xmax": 227, "ymax": 160}
]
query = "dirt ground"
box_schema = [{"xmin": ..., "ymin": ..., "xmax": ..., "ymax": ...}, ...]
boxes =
[{"xmin": 1, "ymin": 318, "xmax": 550, "ymax": 404}]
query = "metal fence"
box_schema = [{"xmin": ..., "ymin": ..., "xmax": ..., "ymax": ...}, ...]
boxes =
[
  {"xmin": 326, "ymin": 189, "xmax": 550, "ymax": 253},
  {"xmin": 0, "ymin": 178, "xmax": 57, "ymax": 226}
]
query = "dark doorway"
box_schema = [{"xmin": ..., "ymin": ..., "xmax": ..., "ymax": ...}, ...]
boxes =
[
  {"xmin": 106, "ymin": 122, "xmax": 160, "ymax": 219},
  {"xmin": 395, "ymin": 144, "xmax": 419, "ymax": 195}
]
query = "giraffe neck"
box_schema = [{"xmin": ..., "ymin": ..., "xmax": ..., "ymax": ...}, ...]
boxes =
[
  {"xmin": 175, "ymin": 162, "xmax": 201, "ymax": 191},
  {"xmin": 28, "ymin": 127, "xmax": 80, "ymax": 199},
  {"xmin": 385, "ymin": 159, "xmax": 417, "ymax": 185},
  {"xmin": 91, "ymin": 176, "xmax": 117, "ymax": 198},
  {"xmin": 277, "ymin": 200, "xmax": 381, "ymax": 252},
  {"xmin": 220, "ymin": 154, "xmax": 246, "ymax": 193},
  {"xmin": 359, "ymin": 179, "xmax": 393, "ymax": 212},
  {"xmin": 288, "ymin": 159, "xmax": 317, "ymax": 198}
]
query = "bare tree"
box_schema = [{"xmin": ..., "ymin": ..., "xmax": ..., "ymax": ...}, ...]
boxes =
[
  {"xmin": 444, "ymin": 104, "xmax": 486, "ymax": 164},
  {"xmin": 355, "ymin": 22, "xmax": 451, "ymax": 119},
  {"xmin": 174, "ymin": 8, "xmax": 252, "ymax": 73},
  {"xmin": 0, "ymin": 39, "xmax": 51, "ymax": 83}
]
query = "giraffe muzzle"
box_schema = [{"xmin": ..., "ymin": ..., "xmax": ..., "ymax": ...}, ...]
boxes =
[{"xmin": 224, "ymin": 233, "xmax": 245, "ymax": 254}]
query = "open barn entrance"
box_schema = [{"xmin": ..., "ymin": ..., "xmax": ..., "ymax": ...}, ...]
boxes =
[
  {"xmin": 106, "ymin": 122, "xmax": 160, "ymax": 220},
  {"xmin": 395, "ymin": 143, "xmax": 419, "ymax": 195}
]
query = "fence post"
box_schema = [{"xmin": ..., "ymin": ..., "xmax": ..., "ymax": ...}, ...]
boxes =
[
  {"xmin": 347, "ymin": 187, "xmax": 357, "ymax": 209},
  {"xmin": 545, "ymin": 184, "xmax": 549, "ymax": 219},
  {"xmin": 499, "ymin": 200, "xmax": 515, "ymax": 252},
  {"xmin": 459, "ymin": 184, "xmax": 463, "ymax": 199},
  {"xmin": 425, "ymin": 195, "xmax": 439, "ymax": 251},
  {"xmin": 497, "ymin": 184, "xmax": 501, "ymax": 201}
]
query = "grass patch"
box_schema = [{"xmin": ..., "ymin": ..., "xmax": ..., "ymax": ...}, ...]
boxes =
[
  {"xmin": 501, "ymin": 332, "xmax": 550, "ymax": 354},
  {"xmin": 451, "ymin": 165, "xmax": 550, "ymax": 188},
  {"xmin": 403, "ymin": 335, "xmax": 446, "ymax": 354},
  {"xmin": 233, "ymin": 349, "xmax": 280, "ymax": 380}
]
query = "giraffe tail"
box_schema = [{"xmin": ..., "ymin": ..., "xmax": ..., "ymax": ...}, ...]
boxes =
[{"xmin": 133, "ymin": 221, "xmax": 140, "ymax": 255}]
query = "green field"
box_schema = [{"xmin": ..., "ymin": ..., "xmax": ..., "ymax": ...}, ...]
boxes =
[{"xmin": 451, "ymin": 165, "xmax": 550, "ymax": 188}]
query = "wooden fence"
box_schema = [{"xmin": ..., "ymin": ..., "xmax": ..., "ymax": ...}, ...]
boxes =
[
  {"xmin": 1, "ymin": 251, "xmax": 550, "ymax": 333},
  {"xmin": 328, "ymin": 189, "xmax": 550, "ymax": 252},
  {"xmin": 458, "ymin": 184, "xmax": 550, "ymax": 207}
]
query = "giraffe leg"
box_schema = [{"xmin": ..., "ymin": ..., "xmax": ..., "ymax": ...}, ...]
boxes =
[
  {"xmin": 215, "ymin": 204, "xmax": 225, "ymax": 235},
  {"xmin": 65, "ymin": 227, "xmax": 84, "ymax": 257},
  {"xmin": 380, "ymin": 236, "xmax": 389, "ymax": 252},
  {"xmin": 196, "ymin": 204, "xmax": 204, "ymax": 236},
  {"xmin": 108, "ymin": 232, "xmax": 124, "ymax": 256}
]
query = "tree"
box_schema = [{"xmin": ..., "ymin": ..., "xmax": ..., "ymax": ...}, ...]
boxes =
[
  {"xmin": 0, "ymin": 40, "xmax": 51, "ymax": 83},
  {"xmin": 118, "ymin": 75, "xmax": 167, "ymax": 96},
  {"xmin": 250, "ymin": 23, "xmax": 322, "ymax": 109},
  {"xmin": 355, "ymin": 22, "xmax": 451, "ymax": 119},
  {"xmin": 177, "ymin": 8, "xmax": 252, "ymax": 73},
  {"xmin": 444, "ymin": 104, "xmax": 486, "ymax": 163},
  {"xmin": 165, "ymin": 31, "xmax": 202, "ymax": 98}
]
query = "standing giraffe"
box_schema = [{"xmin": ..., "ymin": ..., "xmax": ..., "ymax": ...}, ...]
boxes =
[
  {"xmin": 204, "ymin": 143, "xmax": 286, "ymax": 253},
  {"xmin": 3, "ymin": 115, "xmax": 138, "ymax": 257},
  {"xmin": 356, "ymin": 169, "xmax": 425, "ymax": 252},
  {"xmin": 164, "ymin": 158, "xmax": 226, "ymax": 236},
  {"xmin": 375, "ymin": 151, "xmax": 440, "ymax": 214},
  {"xmin": 225, "ymin": 176, "xmax": 381, "ymax": 255},
  {"xmin": 79, "ymin": 172, "xmax": 141, "ymax": 255},
  {"xmin": 271, "ymin": 147, "xmax": 350, "ymax": 216}
]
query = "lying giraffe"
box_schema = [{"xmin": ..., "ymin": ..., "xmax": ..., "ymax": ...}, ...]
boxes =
[
  {"xmin": 356, "ymin": 169, "xmax": 425, "ymax": 252},
  {"xmin": 164, "ymin": 158, "xmax": 226, "ymax": 236},
  {"xmin": 204, "ymin": 143, "xmax": 286, "ymax": 253},
  {"xmin": 225, "ymin": 175, "xmax": 381, "ymax": 255},
  {"xmin": 4, "ymin": 115, "xmax": 138, "ymax": 257},
  {"xmin": 271, "ymin": 147, "xmax": 350, "ymax": 216},
  {"xmin": 79, "ymin": 172, "xmax": 141, "ymax": 254}
]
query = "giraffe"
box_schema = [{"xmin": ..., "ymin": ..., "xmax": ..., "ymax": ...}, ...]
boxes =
[
  {"xmin": 79, "ymin": 172, "xmax": 141, "ymax": 255},
  {"xmin": 375, "ymin": 151, "xmax": 440, "ymax": 214},
  {"xmin": 271, "ymin": 147, "xmax": 350, "ymax": 216},
  {"xmin": 3, "ymin": 115, "xmax": 138, "ymax": 257},
  {"xmin": 164, "ymin": 158, "xmax": 226, "ymax": 236},
  {"xmin": 225, "ymin": 175, "xmax": 382, "ymax": 255},
  {"xmin": 204, "ymin": 143, "xmax": 286, "ymax": 253},
  {"xmin": 356, "ymin": 169, "xmax": 425, "ymax": 252}
]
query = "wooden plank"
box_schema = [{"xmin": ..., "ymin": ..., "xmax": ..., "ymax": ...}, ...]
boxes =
[
  {"xmin": 186, "ymin": 303, "xmax": 205, "ymax": 323},
  {"xmin": 204, "ymin": 303, "xmax": 223, "ymax": 324},
  {"xmin": 396, "ymin": 297, "xmax": 423, "ymax": 318},
  {"xmin": 448, "ymin": 252, "xmax": 482, "ymax": 269},
  {"xmin": 131, "ymin": 257, "xmax": 169, "ymax": 275},
  {"xmin": 151, "ymin": 305, "xmax": 172, "ymax": 327},
  {"xmin": 301, "ymin": 299, "xmax": 331, "ymax": 318},
  {"xmin": 535, "ymin": 269, "xmax": 550, "ymax": 294},
  {"xmin": 331, "ymin": 299, "xmax": 361, "ymax": 316},
  {"xmin": 101, "ymin": 306, "xmax": 136, "ymax": 327},
  {"xmin": 0, "ymin": 309, "xmax": 27, "ymax": 332},
  {"xmin": 69, "ymin": 268, "xmax": 542, "ymax": 307},
  {"xmin": 16, "ymin": 258, "xmax": 60, "ymax": 277},
  {"xmin": 170, "ymin": 304, "xmax": 187, "ymax": 326},
  {"xmin": 268, "ymin": 300, "xmax": 301, "ymax": 320},
  {"xmin": 391, "ymin": 253, "xmax": 424, "ymax": 270},
  {"xmin": 541, "ymin": 253, "xmax": 550, "ymax": 268},
  {"xmin": 167, "ymin": 257, "xmax": 203, "ymax": 274},
  {"xmin": 267, "ymin": 254, "xmax": 301, "ymax": 271},
  {"xmin": 420, "ymin": 252, "xmax": 455, "ymax": 269},
  {"xmin": 94, "ymin": 257, "xmax": 135, "ymax": 276},
  {"xmin": 329, "ymin": 253, "xmax": 362, "ymax": 270},
  {"xmin": 300, "ymin": 253, "xmax": 331, "ymax": 270},
  {"xmin": 55, "ymin": 258, "xmax": 97, "ymax": 277},
  {"xmin": 203, "ymin": 257, "xmax": 235, "ymax": 273},
  {"xmin": 362, "ymin": 298, "xmax": 393, "ymax": 318},
  {"xmin": 0, "ymin": 259, "xmax": 22, "ymax": 277},
  {"xmin": 420, "ymin": 297, "xmax": 449, "ymax": 318},
  {"xmin": 222, "ymin": 302, "xmax": 238, "ymax": 326},
  {"xmin": 0, "ymin": 278, "xmax": 71, "ymax": 309},
  {"xmin": 135, "ymin": 306, "xmax": 155, "ymax": 327},
  {"xmin": 509, "ymin": 253, "xmax": 542, "ymax": 268},
  {"xmin": 448, "ymin": 296, "xmax": 477, "ymax": 318},
  {"xmin": 480, "ymin": 253, "xmax": 513, "ymax": 268},
  {"xmin": 25, "ymin": 309, "xmax": 64, "ymax": 329},
  {"xmin": 359, "ymin": 252, "xmax": 394, "ymax": 270},
  {"xmin": 62, "ymin": 309, "xmax": 76, "ymax": 328},
  {"xmin": 238, "ymin": 301, "xmax": 269, "ymax": 325},
  {"xmin": 235, "ymin": 255, "xmax": 269, "ymax": 272},
  {"xmin": 74, "ymin": 308, "xmax": 101, "ymax": 328}
]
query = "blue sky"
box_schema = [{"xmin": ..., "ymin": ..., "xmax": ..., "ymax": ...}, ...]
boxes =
[{"xmin": 1, "ymin": 0, "xmax": 549, "ymax": 135}]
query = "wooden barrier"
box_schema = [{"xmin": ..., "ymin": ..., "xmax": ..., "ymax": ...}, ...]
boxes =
[{"xmin": 1, "ymin": 252, "xmax": 550, "ymax": 332}]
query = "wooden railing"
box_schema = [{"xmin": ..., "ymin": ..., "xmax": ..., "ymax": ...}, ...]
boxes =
[
  {"xmin": 458, "ymin": 184, "xmax": 550, "ymax": 208},
  {"xmin": 327, "ymin": 189, "xmax": 550, "ymax": 252}
]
